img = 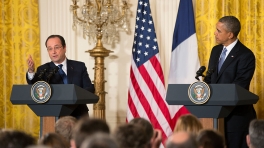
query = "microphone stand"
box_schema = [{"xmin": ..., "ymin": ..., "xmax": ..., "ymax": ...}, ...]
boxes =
[
  {"xmin": 195, "ymin": 74, "xmax": 205, "ymax": 81},
  {"xmin": 38, "ymin": 69, "xmax": 48, "ymax": 81},
  {"xmin": 46, "ymin": 67, "xmax": 59, "ymax": 83}
]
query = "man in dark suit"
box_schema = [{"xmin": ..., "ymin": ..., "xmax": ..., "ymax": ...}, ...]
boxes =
[
  {"xmin": 26, "ymin": 34, "xmax": 95, "ymax": 118},
  {"xmin": 204, "ymin": 16, "xmax": 256, "ymax": 148}
]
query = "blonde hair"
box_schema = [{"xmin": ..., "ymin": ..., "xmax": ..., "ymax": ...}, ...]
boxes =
[{"xmin": 174, "ymin": 114, "xmax": 203, "ymax": 136}]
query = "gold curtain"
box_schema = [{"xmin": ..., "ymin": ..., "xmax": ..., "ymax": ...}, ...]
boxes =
[
  {"xmin": 195, "ymin": 0, "xmax": 264, "ymax": 118},
  {"xmin": 0, "ymin": 0, "xmax": 40, "ymax": 138}
]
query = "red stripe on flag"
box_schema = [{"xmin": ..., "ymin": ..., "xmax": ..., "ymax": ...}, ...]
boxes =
[
  {"xmin": 128, "ymin": 92, "xmax": 140, "ymax": 119},
  {"xmin": 150, "ymin": 55, "xmax": 165, "ymax": 85},
  {"xmin": 140, "ymin": 57, "xmax": 173, "ymax": 129},
  {"xmin": 129, "ymin": 65, "xmax": 168, "ymax": 144}
]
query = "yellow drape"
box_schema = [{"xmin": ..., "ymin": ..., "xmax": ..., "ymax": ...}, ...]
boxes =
[
  {"xmin": 0, "ymin": 0, "xmax": 40, "ymax": 138},
  {"xmin": 195, "ymin": 0, "xmax": 264, "ymax": 118}
]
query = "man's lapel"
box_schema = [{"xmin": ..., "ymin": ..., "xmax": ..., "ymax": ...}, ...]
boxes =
[
  {"xmin": 217, "ymin": 40, "xmax": 241, "ymax": 79},
  {"xmin": 66, "ymin": 59, "xmax": 74, "ymax": 84}
]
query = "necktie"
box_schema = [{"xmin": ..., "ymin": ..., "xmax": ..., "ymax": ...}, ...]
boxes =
[
  {"xmin": 58, "ymin": 64, "xmax": 68, "ymax": 84},
  {"xmin": 218, "ymin": 48, "xmax": 227, "ymax": 73}
]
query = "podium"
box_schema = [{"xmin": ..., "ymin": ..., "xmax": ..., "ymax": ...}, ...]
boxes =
[
  {"xmin": 10, "ymin": 84, "xmax": 99, "ymax": 136},
  {"xmin": 166, "ymin": 84, "xmax": 258, "ymax": 130}
]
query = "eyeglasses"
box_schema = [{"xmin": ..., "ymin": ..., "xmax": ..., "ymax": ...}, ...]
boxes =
[{"xmin": 47, "ymin": 46, "xmax": 63, "ymax": 51}]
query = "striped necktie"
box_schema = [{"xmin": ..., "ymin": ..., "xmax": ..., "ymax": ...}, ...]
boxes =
[{"xmin": 218, "ymin": 48, "xmax": 227, "ymax": 73}]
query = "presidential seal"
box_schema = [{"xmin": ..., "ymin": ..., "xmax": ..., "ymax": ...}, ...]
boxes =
[
  {"xmin": 31, "ymin": 81, "xmax": 51, "ymax": 104},
  {"xmin": 188, "ymin": 81, "xmax": 210, "ymax": 104}
]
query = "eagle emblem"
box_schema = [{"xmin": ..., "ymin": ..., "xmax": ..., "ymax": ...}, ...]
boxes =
[
  {"xmin": 194, "ymin": 85, "xmax": 206, "ymax": 100},
  {"xmin": 36, "ymin": 85, "xmax": 47, "ymax": 100},
  {"xmin": 31, "ymin": 81, "xmax": 51, "ymax": 103},
  {"xmin": 188, "ymin": 81, "xmax": 210, "ymax": 104}
]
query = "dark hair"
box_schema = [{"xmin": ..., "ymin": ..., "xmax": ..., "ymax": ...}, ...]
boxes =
[
  {"xmin": 197, "ymin": 129, "xmax": 225, "ymax": 148},
  {"xmin": 39, "ymin": 133, "xmax": 70, "ymax": 148},
  {"xmin": 72, "ymin": 117, "xmax": 110, "ymax": 148},
  {"xmin": 0, "ymin": 129, "xmax": 36, "ymax": 148},
  {"xmin": 45, "ymin": 35, "xmax": 66, "ymax": 48},
  {"xmin": 249, "ymin": 119, "xmax": 264, "ymax": 148},
  {"xmin": 113, "ymin": 124, "xmax": 149, "ymax": 148},
  {"xmin": 129, "ymin": 117, "xmax": 154, "ymax": 142},
  {"xmin": 219, "ymin": 16, "xmax": 241, "ymax": 37}
]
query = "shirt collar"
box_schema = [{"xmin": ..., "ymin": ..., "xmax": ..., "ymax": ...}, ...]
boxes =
[
  {"xmin": 224, "ymin": 39, "xmax": 238, "ymax": 55},
  {"xmin": 53, "ymin": 58, "xmax": 67, "ymax": 73}
]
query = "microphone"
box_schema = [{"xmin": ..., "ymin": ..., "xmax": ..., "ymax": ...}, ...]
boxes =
[
  {"xmin": 46, "ymin": 66, "xmax": 59, "ymax": 83},
  {"xmin": 206, "ymin": 68, "xmax": 215, "ymax": 77},
  {"xmin": 195, "ymin": 66, "xmax": 206, "ymax": 81},
  {"xmin": 37, "ymin": 68, "xmax": 48, "ymax": 80},
  {"xmin": 204, "ymin": 68, "xmax": 215, "ymax": 83}
]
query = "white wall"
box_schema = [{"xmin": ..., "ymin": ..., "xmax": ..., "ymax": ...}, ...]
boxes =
[{"xmin": 38, "ymin": 0, "xmax": 182, "ymax": 130}]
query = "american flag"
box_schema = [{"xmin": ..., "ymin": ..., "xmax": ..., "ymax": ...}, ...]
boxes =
[{"xmin": 126, "ymin": 0, "xmax": 173, "ymax": 145}]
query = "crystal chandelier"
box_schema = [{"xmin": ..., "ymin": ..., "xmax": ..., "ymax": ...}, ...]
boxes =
[
  {"xmin": 70, "ymin": 0, "xmax": 131, "ymax": 120},
  {"xmin": 70, "ymin": 0, "xmax": 131, "ymax": 46}
]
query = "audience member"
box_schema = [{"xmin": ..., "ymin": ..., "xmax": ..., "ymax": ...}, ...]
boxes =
[
  {"xmin": 130, "ymin": 118, "xmax": 154, "ymax": 141},
  {"xmin": 55, "ymin": 116, "xmax": 77, "ymax": 141},
  {"xmin": 246, "ymin": 119, "xmax": 264, "ymax": 148},
  {"xmin": 166, "ymin": 131, "xmax": 198, "ymax": 148},
  {"xmin": 71, "ymin": 117, "xmax": 110, "ymax": 148},
  {"xmin": 129, "ymin": 117, "xmax": 162, "ymax": 148},
  {"xmin": 26, "ymin": 145, "xmax": 50, "ymax": 148},
  {"xmin": 80, "ymin": 133, "xmax": 118, "ymax": 148},
  {"xmin": 0, "ymin": 129, "xmax": 36, "ymax": 148},
  {"xmin": 112, "ymin": 123, "xmax": 149, "ymax": 148},
  {"xmin": 197, "ymin": 129, "xmax": 225, "ymax": 148},
  {"xmin": 39, "ymin": 132, "xmax": 70, "ymax": 148},
  {"xmin": 174, "ymin": 114, "xmax": 203, "ymax": 136}
]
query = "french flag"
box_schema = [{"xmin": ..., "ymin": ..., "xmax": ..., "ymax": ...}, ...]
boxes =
[
  {"xmin": 169, "ymin": 0, "xmax": 200, "ymax": 84},
  {"xmin": 167, "ymin": 0, "xmax": 201, "ymax": 126}
]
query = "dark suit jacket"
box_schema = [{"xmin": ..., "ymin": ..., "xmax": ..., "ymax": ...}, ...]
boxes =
[
  {"xmin": 204, "ymin": 40, "xmax": 256, "ymax": 132},
  {"xmin": 26, "ymin": 59, "xmax": 95, "ymax": 118}
]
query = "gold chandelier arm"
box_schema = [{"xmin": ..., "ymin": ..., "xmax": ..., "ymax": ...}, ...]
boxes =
[
  {"xmin": 72, "ymin": 7, "xmax": 87, "ymax": 23},
  {"xmin": 96, "ymin": 0, "xmax": 102, "ymax": 15},
  {"xmin": 110, "ymin": 1, "xmax": 128, "ymax": 24}
]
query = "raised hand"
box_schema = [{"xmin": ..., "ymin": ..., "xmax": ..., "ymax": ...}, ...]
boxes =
[{"xmin": 27, "ymin": 55, "xmax": 35, "ymax": 73}]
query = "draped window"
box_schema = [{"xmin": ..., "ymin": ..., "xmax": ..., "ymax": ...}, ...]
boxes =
[{"xmin": 0, "ymin": 0, "xmax": 40, "ymax": 138}]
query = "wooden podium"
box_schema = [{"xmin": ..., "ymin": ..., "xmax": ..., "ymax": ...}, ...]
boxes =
[
  {"xmin": 166, "ymin": 84, "xmax": 259, "ymax": 133},
  {"xmin": 10, "ymin": 84, "xmax": 99, "ymax": 137}
]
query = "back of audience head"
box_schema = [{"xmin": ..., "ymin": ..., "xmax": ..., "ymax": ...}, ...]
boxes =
[
  {"xmin": 0, "ymin": 129, "xmax": 36, "ymax": 148},
  {"xmin": 55, "ymin": 116, "xmax": 77, "ymax": 141},
  {"xmin": 71, "ymin": 117, "xmax": 110, "ymax": 148},
  {"xmin": 174, "ymin": 114, "xmax": 203, "ymax": 136},
  {"xmin": 39, "ymin": 132, "xmax": 70, "ymax": 148},
  {"xmin": 129, "ymin": 117, "xmax": 162, "ymax": 148},
  {"xmin": 112, "ymin": 123, "xmax": 149, "ymax": 148},
  {"xmin": 80, "ymin": 133, "xmax": 118, "ymax": 148},
  {"xmin": 129, "ymin": 117, "xmax": 154, "ymax": 142},
  {"xmin": 166, "ymin": 131, "xmax": 198, "ymax": 148},
  {"xmin": 197, "ymin": 129, "xmax": 225, "ymax": 148},
  {"xmin": 26, "ymin": 145, "xmax": 51, "ymax": 148},
  {"xmin": 247, "ymin": 119, "xmax": 264, "ymax": 148}
]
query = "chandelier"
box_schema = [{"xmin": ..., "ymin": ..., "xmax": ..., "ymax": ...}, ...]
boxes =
[
  {"xmin": 70, "ymin": 0, "xmax": 131, "ymax": 119},
  {"xmin": 70, "ymin": 0, "xmax": 131, "ymax": 46}
]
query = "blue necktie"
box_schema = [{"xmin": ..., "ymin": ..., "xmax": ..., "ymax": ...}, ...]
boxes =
[
  {"xmin": 218, "ymin": 48, "xmax": 227, "ymax": 73},
  {"xmin": 58, "ymin": 64, "xmax": 68, "ymax": 84}
]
